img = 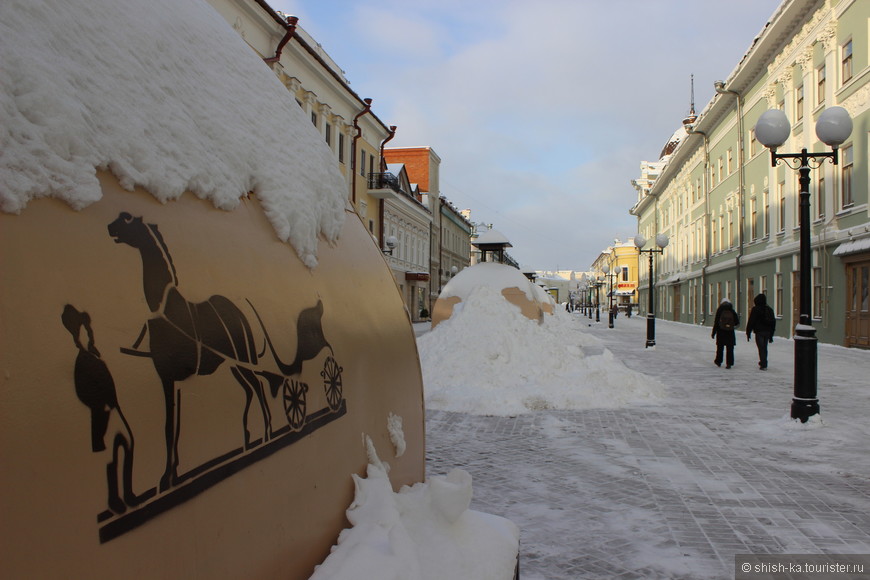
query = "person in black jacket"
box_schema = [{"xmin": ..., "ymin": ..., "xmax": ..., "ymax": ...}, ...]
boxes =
[
  {"xmin": 711, "ymin": 298, "xmax": 739, "ymax": 368},
  {"xmin": 745, "ymin": 293, "xmax": 776, "ymax": 370}
]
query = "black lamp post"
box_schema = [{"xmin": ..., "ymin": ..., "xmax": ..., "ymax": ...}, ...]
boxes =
[
  {"xmin": 754, "ymin": 106, "xmax": 852, "ymax": 422},
  {"xmin": 587, "ymin": 281, "xmax": 594, "ymax": 319},
  {"xmin": 594, "ymin": 278, "xmax": 602, "ymax": 323},
  {"xmin": 634, "ymin": 233, "xmax": 669, "ymax": 348},
  {"xmin": 603, "ymin": 264, "xmax": 619, "ymax": 329}
]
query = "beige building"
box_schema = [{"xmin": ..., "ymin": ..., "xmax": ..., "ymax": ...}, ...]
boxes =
[{"xmin": 207, "ymin": 0, "xmax": 394, "ymax": 244}]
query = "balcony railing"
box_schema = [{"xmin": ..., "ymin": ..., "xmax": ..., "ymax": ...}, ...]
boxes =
[{"xmin": 367, "ymin": 172, "xmax": 401, "ymax": 193}]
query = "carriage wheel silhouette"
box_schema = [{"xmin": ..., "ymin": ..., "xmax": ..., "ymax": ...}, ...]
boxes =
[
  {"xmin": 283, "ymin": 378, "xmax": 307, "ymax": 430},
  {"xmin": 322, "ymin": 356, "xmax": 343, "ymax": 411}
]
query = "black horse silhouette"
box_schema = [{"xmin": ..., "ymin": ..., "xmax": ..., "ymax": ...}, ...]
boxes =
[
  {"xmin": 62, "ymin": 304, "xmax": 149, "ymax": 513},
  {"xmin": 108, "ymin": 212, "xmax": 271, "ymax": 491}
]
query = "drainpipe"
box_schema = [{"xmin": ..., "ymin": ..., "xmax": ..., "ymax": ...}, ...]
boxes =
[
  {"xmin": 263, "ymin": 15, "xmax": 298, "ymax": 64},
  {"xmin": 377, "ymin": 125, "xmax": 397, "ymax": 249},
  {"xmin": 715, "ymin": 81, "xmax": 746, "ymax": 316},
  {"xmin": 687, "ymin": 124, "xmax": 710, "ymax": 324},
  {"xmin": 350, "ymin": 98, "xmax": 373, "ymax": 205}
]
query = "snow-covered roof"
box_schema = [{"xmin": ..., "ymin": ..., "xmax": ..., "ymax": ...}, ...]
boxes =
[
  {"xmin": 832, "ymin": 236, "xmax": 870, "ymax": 257},
  {"xmin": 658, "ymin": 125, "xmax": 689, "ymax": 159},
  {"xmin": 473, "ymin": 229, "xmax": 512, "ymax": 247},
  {"xmin": 0, "ymin": 0, "xmax": 348, "ymax": 268}
]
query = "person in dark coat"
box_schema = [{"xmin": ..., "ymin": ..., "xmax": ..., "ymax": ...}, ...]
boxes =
[
  {"xmin": 711, "ymin": 298, "xmax": 739, "ymax": 368},
  {"xmin": 745, "ymin": 293, "xmax": 776, "ymax": 370}
]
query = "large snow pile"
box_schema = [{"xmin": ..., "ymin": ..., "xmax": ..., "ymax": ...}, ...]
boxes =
[
  {"xmin": 310, "ymin": 437, "xmax": 519, "ymax": 580},
  {"xmin": 440, "ymin": 262, "xmax": 536, "ymax": 300},
  {"xmin": 419, "ymin": 286, "xmax": 665, "ymax": 415},
  {"xmin": 0, "ymin": 0, "xmax": 347, "ymax": 267}
]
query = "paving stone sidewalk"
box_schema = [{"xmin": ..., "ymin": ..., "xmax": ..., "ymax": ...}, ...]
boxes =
[{"xmin": 424, "ymin": 316, "xmax": 870, "ymax": 579}]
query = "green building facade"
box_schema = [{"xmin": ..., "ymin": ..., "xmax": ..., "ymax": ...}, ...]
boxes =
[{"xmin": 630, "ymin": 0, "xmax": 869, "ymax": 348}]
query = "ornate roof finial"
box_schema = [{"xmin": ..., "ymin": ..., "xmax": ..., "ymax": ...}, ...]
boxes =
[{"xmin": 683, "ymin": 74, "xmax": 698, "ymax": 126}]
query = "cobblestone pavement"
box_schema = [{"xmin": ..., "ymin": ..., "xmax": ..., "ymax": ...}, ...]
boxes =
[{"xmin": 423, "ymin": 316, "xmax": 870, "ymax": 579}]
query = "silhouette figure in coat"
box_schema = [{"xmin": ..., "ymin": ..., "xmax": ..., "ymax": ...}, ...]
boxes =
[
  {"xmin": 108, "ymin": 212, "xmax": 270, "ymax": 492},
  {"xmin": 62, "ymin": 304, "xmax": 146, "ymax": 513},
  {"xmin": 711, "ymin": 298, "xmax": 739, "ymax": 369},
  {"xmin": 746, "ymin": 293, "xmax": 776, "ymax": 370}
]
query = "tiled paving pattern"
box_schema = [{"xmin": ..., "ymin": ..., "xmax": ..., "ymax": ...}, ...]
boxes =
[{"xmin": 424, "ymin": 317, "xmax": 870, "ymax": 579}]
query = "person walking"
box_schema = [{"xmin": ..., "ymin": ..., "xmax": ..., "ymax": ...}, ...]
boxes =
[
  {"xmin": 745, "ymin": 293, "xmax": 776, "ymax": 370},
  {"xmin": 711, "ymin": 298, "xmax": 739, "ymax": 369}
]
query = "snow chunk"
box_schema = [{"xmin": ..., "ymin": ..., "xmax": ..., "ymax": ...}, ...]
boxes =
[
  {"xmin": 387, "ymin": 413, "xmax": 406, "ymax": 458},
  {"xmin": 0, "ymin": 0, "xmax": 347, "ymax": 268},
  {"xmin": 310, "ymin": 437, "xmax": 519, "ymax": 580}
]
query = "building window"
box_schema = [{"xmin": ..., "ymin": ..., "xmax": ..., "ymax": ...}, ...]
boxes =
[
  {"xmin": 622, "ymin": 267, "xmax": 629, "ymax": 282},
  {"xmin": 817, "ymin": 65, "xmax": 825, "ymax": 105},
  {"xmin": 360, "ymin": 150, "xmax": 366, "ymax": 176},
  {"xmin": 717, "ymin": 157, "xmax": 723, "ymax": 184},
  {"xmin": 369, "ymin": 153, "xmax": 375, "ymax": 176},
  {"xmin": 719, "ymin": 218, "xmax": 725, "ymax": 252},
  {"xmin": 728, "ymin": 210, "xmax": 734, "ymax": 248},
  {"xmin": 795, "ymin": 84, "xmax": 804, "ymax": 121},
  {"xmin": 751, "ymin": 199, "xmax": 758, "ymax": 240},
  {"xmin": 815, "ymin": 172, "xmax": 825, "ymax": 220},
  {"xmin": 760, "ymin": 275, "xmax": 767, "ymax": 296},
  {"xmin": 842, "ymin": 40, "xmax": 853, "ymax": 83},
  {"xmin": 338, "ymin": 133, "xmax": 345, "ymax": 163},
  {"xmin": 841, "ymin": 144, "xmax": 853, "ymax": 208},
  {"xmin": 778, "ymin": 180, "xmax": 786, "ymax": 232},
  {"xmin": 749, "ymin": 128, "xmax": 758, "ymax": 157},
  {"xmin": 324, "ymin": 122, "xmax": 331, "ymax": 146},
  {"xmin": 813, "ymin": 266, "xmax": 823, "ymax": 319},
  {"xmin": 311, "ymin": 111, "xmax": 317, "ymax": 126},
  {"xmin": 763, "ymin": 189, "xmax": 770, "ymax": 237},
  {"xmin": 775, "ymin": 273, "xmax": 783, "ymax": 316},
  {"xmin": 727, "ymin": 148, "xmax": 733, "ymax": 174}
]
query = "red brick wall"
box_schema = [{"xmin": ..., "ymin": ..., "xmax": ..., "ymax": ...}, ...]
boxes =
[{"xmin": 384, "ymin": 147, "xmax": 431, "ymax": 193}]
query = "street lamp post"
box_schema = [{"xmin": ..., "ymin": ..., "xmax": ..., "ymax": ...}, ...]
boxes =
[
  {"xmin": 754, "ymin": 106, "xmax": 852, "ymax": 422},
  {"xmin": 594, "ymin": 278, "xmax": 602, "ymax": 323},
  {"xmin": 603, "ymin": 265, "xmax": 617, "ymax": 328},
  {"xmin": 634, "ymin": 233, "xmax": 669, "ymax": 348}
]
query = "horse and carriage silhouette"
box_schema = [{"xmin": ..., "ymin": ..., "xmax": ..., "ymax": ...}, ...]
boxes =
[{"xmin": 107, "ymin": 212, "xmax": 344, "ymax": 492}]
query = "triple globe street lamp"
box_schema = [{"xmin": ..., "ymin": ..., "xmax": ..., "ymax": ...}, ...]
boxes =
[
  {"xmin": 754, "ymin": 105, "xmax": 853, "ymax": 422},
  {"xmin": 634, "ymin": 233, "xmax": 669, "ymax": 348}
]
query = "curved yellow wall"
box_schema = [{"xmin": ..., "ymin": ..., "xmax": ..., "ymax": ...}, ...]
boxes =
[{"xmin": 0, "ymin": 172, "xmax": 425, "ymax": 579}]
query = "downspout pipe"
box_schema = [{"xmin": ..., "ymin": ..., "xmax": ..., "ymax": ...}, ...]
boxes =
[
  {"xmin": 715, "ymin": 81, "xmax": 746, "ymax": 316},
  {"xmin": 351, "ymin": 98, "xmax": 373, "ymax": 205},
  {"xmin": 686, "ymin": 124, "xmax": 710, "ymax": 324},
  {"xmin": 263, "ymin": 15, "xmax": 298, "ymax": 64},
  {"xmin": 377, "ymin": 125, "xmax": 397, "ymax": 250},
  {"xmin": 379, "ymin": 125, "xmax": 397, "ymax": 171}
]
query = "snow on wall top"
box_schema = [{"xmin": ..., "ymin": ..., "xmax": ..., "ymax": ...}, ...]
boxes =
[{"xmin": 0, "ymin": 0, "xmax": 348, "ymax": 268}]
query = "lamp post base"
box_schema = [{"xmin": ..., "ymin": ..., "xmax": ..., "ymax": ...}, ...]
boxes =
[
  {"xmin": 645, "ymin": 313, "xmax": 655, "ymax": 348},
  {"xmin": 792, "ymin": 323, "xmax": 819, "ymax": 422}
]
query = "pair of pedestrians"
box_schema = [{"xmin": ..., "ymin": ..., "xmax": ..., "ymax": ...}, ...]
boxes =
[{"xmin": 711, "ymin": 294, "xmax": 776, "ymax": 370}]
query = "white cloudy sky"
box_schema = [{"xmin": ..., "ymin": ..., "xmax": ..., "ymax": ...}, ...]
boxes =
[{"xmin": 269, "ymin": 0, "xmax": 782, "ymax": 270}]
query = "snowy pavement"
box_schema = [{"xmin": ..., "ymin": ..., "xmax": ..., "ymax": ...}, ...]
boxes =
[{"xmin": 422, "ymin": 314, "xmax": 870, "ymax": 579}]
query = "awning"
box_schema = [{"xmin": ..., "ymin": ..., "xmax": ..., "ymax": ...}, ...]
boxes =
[{"xmin": 833, "ymin": 237, "xmax": 870, "ymax": 257}]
